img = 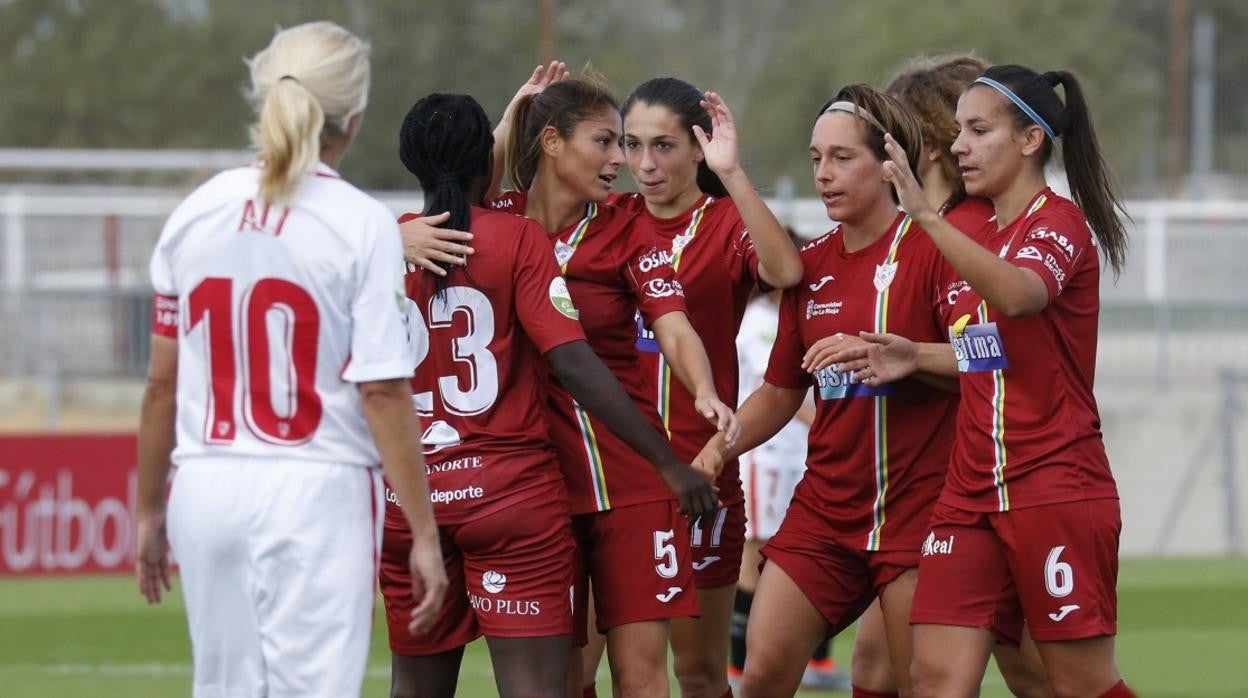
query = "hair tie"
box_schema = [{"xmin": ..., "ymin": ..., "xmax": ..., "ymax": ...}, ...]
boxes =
[
  {"xmin": 821, "ymin": 100, "xmax": 885, "ymax": 133},
  {"xmin": 972, "ymin": 76, "xmax": 1058, "ymax": 139},
  {"xmin": 434, "ymin": 173, "xmax": 458, "ymax": 186}
]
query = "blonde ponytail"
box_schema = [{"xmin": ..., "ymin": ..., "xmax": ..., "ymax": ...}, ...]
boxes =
[{"xmin": 245, "ymin": 22, "xmax": 371, "ymax": 204}]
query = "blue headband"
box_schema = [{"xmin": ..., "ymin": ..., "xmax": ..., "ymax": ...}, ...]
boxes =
[{"xmin": 973, "ymin": 76, "xmax": 1057, "ymax": 140}]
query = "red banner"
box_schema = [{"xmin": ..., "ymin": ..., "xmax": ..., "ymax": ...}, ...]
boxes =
[{"xmin": 0, "ymin": 434, "xmax": 138, "ymax": 575}]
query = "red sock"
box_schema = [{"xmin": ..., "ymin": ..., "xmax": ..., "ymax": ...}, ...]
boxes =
[
  {"xmin": 582, "ymin": 685, "xmax": 597, "ymax": 698},
  {"xmin": 851, "ymin": 687, "xmax": 900, "ymax": 698},
  {"xmin": 1098, "ymin": 680, "xmax": 1136, "ymax": 698}
]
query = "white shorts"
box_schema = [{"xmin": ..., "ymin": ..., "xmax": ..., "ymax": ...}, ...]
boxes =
[
  {"xmin": 741, "ymin": 446, "xmax": 806, "ymax": 541},
  {"xmin": 167, "ymin": 458, "xmax": 382, "ymax": 698}
]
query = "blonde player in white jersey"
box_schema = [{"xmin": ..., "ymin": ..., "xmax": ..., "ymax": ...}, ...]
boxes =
[{"xmin": 134, "ymin": 21, "xmax": 447, "ymax": 698}]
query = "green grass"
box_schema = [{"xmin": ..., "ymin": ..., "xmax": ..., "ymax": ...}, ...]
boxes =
[{"xmin": 1, "ymin": 557, "xmax": 1245, "ymax": 696}]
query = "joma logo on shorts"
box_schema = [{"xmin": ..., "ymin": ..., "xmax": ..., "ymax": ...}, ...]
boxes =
[{"xmin": 921, "ymin": 532, "xmax": 955, "ymax": 557}]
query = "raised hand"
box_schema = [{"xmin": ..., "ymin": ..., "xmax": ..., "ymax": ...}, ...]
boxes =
[
  {"xmin": 691, "ymin": 91, "xmax": 742, "ymax": 179},
  {"xmin": 882, "ymin": 132, "xmax": 937, "ymax": 221},
  {"xmin": 509, "ymin": 61, "xmax": 569, "ymax": 109}
]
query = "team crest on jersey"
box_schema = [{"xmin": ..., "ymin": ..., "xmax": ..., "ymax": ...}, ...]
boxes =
[
  {"xmin": 873, "ymin": 261, "xmax": 898, "ymax": 292},
  {"xmin": 548, "ymin": 277, "xmax": 578, "ymax": 320},
  {"xmin": 671, "ymin": 233, "xmax": 694, "ymax": 254},
  {"xmin": 554, "ymin": 240, "xmax": 575, "ymax": 268}
]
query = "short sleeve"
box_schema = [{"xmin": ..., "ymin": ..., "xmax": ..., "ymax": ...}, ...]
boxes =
[
  {"xmin": 342, "ymin": 210, "xmax": 419, "ymax": 383},
  {"xmin": 1009, "ymin": 210, "xmax": 1092, "ymax": 300},
  {"xmin": 762, "ymin": 288, "xmax": 809, "ymax": 390},
  {"xmin": 722, "ymin": 207, "xmax": 762, "ymax": 288},
  {"xmin": 623, "ymin": 216, "xmax": 687, "ymax": 324},
  {"xmin": 512, "ymin": 220, "xmax": 587, "ymax": 354}
]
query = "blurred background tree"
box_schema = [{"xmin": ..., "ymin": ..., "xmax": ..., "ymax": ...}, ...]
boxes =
[{"xmin": 0, "ymin": 0, "xmax": 1243, "ymax": 196}]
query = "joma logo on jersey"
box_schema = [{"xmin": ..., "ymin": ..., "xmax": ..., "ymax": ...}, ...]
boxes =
[
  {"xmin": 921, "ymin": 532, "xmax": 955, "ymax": 557},
  {"xmin": 1025, "ymin": 228, "xmax": 1076, "ymax": 260},
  {"xmin": 237, "ymin": 199, "xmax": 289, "ymax": 236},
  {"xmin": 638, "ymin": 248, "xmax": 675, "ymax": 273}
]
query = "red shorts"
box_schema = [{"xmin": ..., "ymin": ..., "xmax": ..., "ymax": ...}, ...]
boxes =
[
  {"xmin": 910, "ymin": 499, "xmax": 1121, "ymax": 643},
  {"xmin": 380, "ymin": 494, "xmax": 574, "ymax": 656},
  {"xmin": 570, "ymin": 499, "xmax": 699, "ymax": 643},
  {"xmin": 761, "ymin": 509, "xmax": 914, "ymax": 638},
  {"xmin": 689, "ymin": 502, "xmax": 746, "ymax": 588}
]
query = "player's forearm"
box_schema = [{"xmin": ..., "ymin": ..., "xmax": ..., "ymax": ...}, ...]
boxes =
[
  {"xmin": 547, "ymin": 342, "xmax": 684, "ymax": 472},
  {"xmin": 915, "ymin": 210, "xmax": 1049, "ymax": 318},
  {"xmin": 721, "ymin": 382, "xmax": 805, "ymax": 460},
  {"xmin": 136, "ymin": 378, "xmax": 177, "ymax": 519},
  {"xmin": 652, "ymin": 312, "xmax": 717, "ymax": 400},
  {"xmin": 915, "ymin": 342, "xmax": 959, "ymax": 379},
  {"xmin": 360, "ymin": 378, "xmax": 438, "ymax": 540},
  {"xmin": 720, "ymin": 169, "xmax": 802, "ymax": 289}
]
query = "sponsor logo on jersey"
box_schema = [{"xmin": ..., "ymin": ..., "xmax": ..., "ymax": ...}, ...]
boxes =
[
  {"xmin": 429, "ymin": 486, "xmax": 484, "ymax": 505},
  {"xmin": 800, "ymin": 233, "xmax": 832, "ymax": 252},
  {"xmin": 1047, "ymin": 604, "xmax": 1081, "ymax": 622},
  {"xmin": 808, "ymin": 275, "xmax": 835, "ymax": 292},
  {"xmin": 1015, "ymin": 245, "xmax": 1044, "ymax": 262},
  {"xmin": 1025, "ymin": 228, "xmax": 1077, "ymax": 261},
  {"xmin": 421, "ymin": 420, "xmax": 462, "ymax": 455},
  {"xmin": 426, "ymin": 455, "xmax": 485, "ymax": 474},
  {"xmin": 814, "ymin": 364, "xmax": 892, "ymax": 399},
  {"xmin": 643, "ymin": 278, "xmax": 684, "ymax": 298},
  {"xmin": 921, "ymin": 531, "xmax": 956, "ymax": 557},
  {"xmin": 548, "ymin": 277, "xmax": 578, "ymax": 320},
  {"xmin": 805, "ymin": 299, "xmax": 842, "ymax": 320},
  {"xmin": 469, "ymin": 592, "xmax": 542, "ymax": 616},
  {"xmin": 945, "ymin": 280, "xmax": 972, "ymax": 307},
  {"xmin": 638, "ymin": 248, "xmax": 676, "ymax": 272},
  {"xmin": 655, "ymin": 586, "xmax": 683, "ymax": 603},
  {"xmin": 949, "ymin": 315, "xmax": 1008, "ymax": 373},
  {"xmin": 385, "ymin": 487, "xmax": 401, "ymax": 508},
  {"xmin": 482, "ymin": 570, "xmax": 507, "ymax": 594},
  {"xmin": 1043, "ymin": 253, "xmax": 1067, "ymax": 292},
  {"xmin": 635, "ymin": 310, "xmax": 659, "ymax": 353}
]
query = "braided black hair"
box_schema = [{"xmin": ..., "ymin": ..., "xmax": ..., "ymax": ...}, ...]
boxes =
[{"xmin": 398, "ymin": 93, "xmax": 494, "ymax": 293}]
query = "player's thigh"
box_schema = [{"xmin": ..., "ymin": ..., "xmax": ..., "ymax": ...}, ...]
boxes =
[
  {"xmin": 380, "ymin": 524, "xmax": 478, "ymax": 658},
  {"xmin": 991, "ymin": 630, "xmax": 1053, "ymax": 698},
  {"xmin": 605, "ymin": 619, "xmax": 672, "ymax": 697},
  {"xmin": 486, "ymin": 635, "xmax": 572, "ymax": 698},
  {"xmin": 390, "ymin": 647, "xmax": 465, "ymax": 698},
  {"xmin": 910, "ymin": 624, "xmax": 995, "ymax": 697},
  {"xmin": 251, "ymin": 463, "xmax": 381, "ymax": 697},
  {"xmin": 877, "ymin": 567, "xmax": 920, "ymax": 696},
  {"xmin": 740, "ymin": 561, "xmax": 831, "ymax": 696}
]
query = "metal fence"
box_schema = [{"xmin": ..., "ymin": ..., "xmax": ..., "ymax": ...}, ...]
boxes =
[{"xmin": 3, "ymin": 186, "xmax": 1246, "ymax": 386}]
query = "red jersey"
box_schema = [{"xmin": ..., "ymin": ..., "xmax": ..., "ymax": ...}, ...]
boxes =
[
  {"xmin": 390, "ymin": 206, "xmax": 586, "ymax": 527},
  {"xmin": 938, "ymin": 189, "xmax": 1118, "ymax": 513},
  {"xmin": 613, "ymin": 193, "xmax": 762, "ymax": 506},
  {"xmin": 489, "ymin": 192, "xmax": 687, "ymax": 514},
  {"xmin": 765, "ymin": 213, "xmax": 956, "ymax": 551}
]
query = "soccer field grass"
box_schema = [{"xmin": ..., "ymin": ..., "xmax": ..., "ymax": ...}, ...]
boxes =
[{"xmin": 1, "ymin": 557, "xmax": 1245, "ymax": 697}]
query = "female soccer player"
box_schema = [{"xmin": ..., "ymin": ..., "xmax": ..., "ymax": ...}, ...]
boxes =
[
  {"xmin": 494, "ymin": 76, "xmax": 734, "ymax": 698},
  {"xmin": 135, "ymin": 21, "xmax": 446, "ymax": 697},
  {"xmin": 379, "ymin": 93, "xmax": 719, "ymax": 698},
  {"xmin": 607, "ymin": 76, "xmax": 803, "ymax": 698},
  {"xmin": 845, "ymin": 64, "xmax": 1134, "ymax": 698},
  {"xmin": 692, "ymin": 84, "xmax": 957, "ymax": 698},
  {"xmin": 841, "ymin": 54, "xmax": 1053, "ymax": 698}
]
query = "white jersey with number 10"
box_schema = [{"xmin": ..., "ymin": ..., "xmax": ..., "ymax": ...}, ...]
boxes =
[{"xmin": 149, "ymin": 163, "xmax": 418, "ymax": 469}]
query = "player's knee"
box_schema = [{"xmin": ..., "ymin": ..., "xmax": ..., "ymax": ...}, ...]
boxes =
[
  {"xmin": 673, "ymin": 655, "xmax": 724, "ymax": 697},
  {"xmin": 851, "ymin": 639, "xmax": 895, "ymax": 689},
  {"xmin": 908, "ymin": 652, "xmax": 955, "ymax": 698}
]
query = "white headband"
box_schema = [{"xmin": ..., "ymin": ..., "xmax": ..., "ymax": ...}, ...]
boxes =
[{"xmin": 821, "ymin": 100, "xmax": 885, "ymax": 133}]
